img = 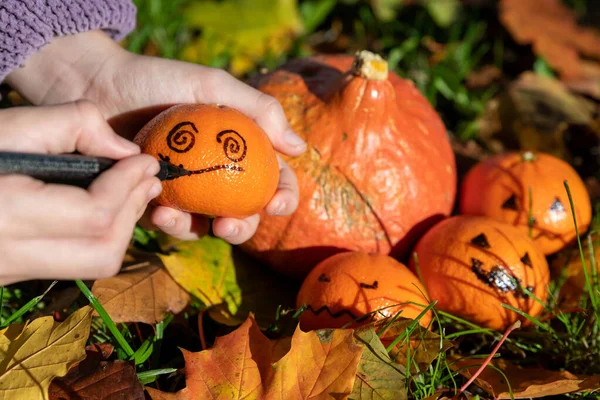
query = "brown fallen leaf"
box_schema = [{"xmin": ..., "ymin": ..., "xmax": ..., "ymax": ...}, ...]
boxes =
[
  {"xmin": 452, "ymin": 357, "xmax": 600, "ymax": 398},
  {"xmin": 563, "ymin": 60, "xmax": 600, "ymax": 100},
  {"xmin": 48, "ymin": 342, "xmax": 144, "ymax": 400},
  {"xmin": 499, "ymin": 0, "xmax": 600, "ymax": 80},
  {"xmin": 0, "ymin": 306, "xmax": 93, "ymax": 400},
  {"xmin": 91, "ymin": 252, "xmax": 190, "ymax": 324},
  {"xmin": 466, "ymin": 65, "xmax": 503, "ymax": 89},
  {"xmin": 365, "ymin": 317, "xmax": 453, "ymax": 373},
  {"xmin": 146, "ymin": 315, "xmax": 364, "ymax": 399},
  {"xmin": 477, "ymin": 72, "xmax": 600, "ymax": 178}
]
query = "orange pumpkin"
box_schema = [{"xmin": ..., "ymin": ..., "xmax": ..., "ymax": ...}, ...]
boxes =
[
  {"xmin": 241, "ymin": 50, "xmax": 456, "ymax": 279},
  {"xmin": 460, "ymin": 151, "xmax": 591, "ymax": 255},
  {"xmin": 410, "ymin": 215, "xmax": 550, "ymax": 331},
  {"xmin": 296, "ymin": 251, "xmax": 432, "ymax": 331}
]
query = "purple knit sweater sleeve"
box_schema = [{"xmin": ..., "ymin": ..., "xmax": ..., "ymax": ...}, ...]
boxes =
[{"xmin": 0, "ymin": 0, "xmax": 137, "ymax": 83}]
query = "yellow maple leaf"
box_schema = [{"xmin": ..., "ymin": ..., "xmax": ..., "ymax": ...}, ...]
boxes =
[
  {"xmin": 0, "ymin": 306, "xmax": 93, "ymax": 400},
  {"xmin": 158, "ymin": 235, "xmax": 242, "ymax": 315},
  {"xmin": 180, "ymin": 0, "xmax": 304, "ymax": 76}
]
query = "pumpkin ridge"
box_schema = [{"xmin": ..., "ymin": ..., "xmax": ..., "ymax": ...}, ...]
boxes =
[{"xmin": 334, "ymin": 166, "xmax": 393, "ymax": 249}]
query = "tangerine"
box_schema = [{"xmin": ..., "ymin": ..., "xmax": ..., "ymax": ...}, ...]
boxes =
[
  {"xmin": 133, "ymin": 104, "xmax": 280, "ymax": 219},
  {"xmin": 410, "ymin": 215, "xmax": 550, "ymax": 330},
  {"xmin": 296, "ymin": 251, "xmax": 432, "ymax": 331},
  {"xmin": 460, "ymin": 151, "xmax": 591, "ymax": 255}
]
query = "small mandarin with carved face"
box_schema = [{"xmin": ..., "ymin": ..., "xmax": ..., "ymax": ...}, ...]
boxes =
[
  {"xmin": 133, "ymin": 104, "xmax": 279, "ymax": 219},
  {"xmin": 459, "ymin": 151, "xmax": 591, "ymax": 255},
  {"xmin": 296, "ymin": 252, "xmax": 432, "ymax": 331},
  {"xmin": 410, "ymin": 215, "xmax": 550, "ymax": 331}
]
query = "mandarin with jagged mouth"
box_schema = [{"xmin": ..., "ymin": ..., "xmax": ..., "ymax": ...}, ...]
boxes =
[{"xmin": 296, "ymin": 251, "xmax": 432, "ymax": 331}]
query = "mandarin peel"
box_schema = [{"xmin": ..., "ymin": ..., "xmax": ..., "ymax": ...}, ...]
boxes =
[
  {"xmin": 460, "ymin": 151, "xmax": 591, "ymax": 255},
  {"xmin": 296, "ymin": 251, "xmax": 432, "ymax": 331},
  {"xmin": 133, "ymin": 104, "xmax": 279, "ymax": 219}
]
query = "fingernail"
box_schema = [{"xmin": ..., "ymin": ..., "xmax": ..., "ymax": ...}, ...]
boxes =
[
  {"xmin": 147, "ymin": 181, "xmax": 162, "ymax": 200},
  {"xmin": 283, "ymin": 129, "xmax": 306, "ymax": 150},
  {"xmin": 146, "ymin": 160, "xmax": 161, "ymax": 177},
  {"xmin": 160, "ymin": 218, "xmax": 175, "ymax": 228},
  {"xmin": 271, "ymin": 201, "xmax": 286, "ymax": 215},
  {"xmin": 224, "ymin": 225, "xmax": 239, "ymax": 238}
]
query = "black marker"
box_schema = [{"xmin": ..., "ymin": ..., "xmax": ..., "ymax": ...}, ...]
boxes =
[{"xmin": 0, "ymin": 151, "xmax": 191, "ymax": 188}]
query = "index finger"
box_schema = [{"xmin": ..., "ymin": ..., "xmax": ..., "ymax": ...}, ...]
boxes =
[{"xmin": 198, "ymin": 69, "xmax": 307, "ymax": 157}]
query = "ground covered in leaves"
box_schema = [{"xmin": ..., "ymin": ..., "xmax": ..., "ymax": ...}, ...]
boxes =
[{"xmin": 2, "ymin": 0, "xmax": 600, "ymax": 399}]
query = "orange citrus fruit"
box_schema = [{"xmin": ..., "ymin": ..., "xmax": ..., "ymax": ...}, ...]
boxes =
[
  {"xmin": 410, "ymin": 215, "xmax": 550, "ymax": 331},
  {"xmin": 133, "ymin": 104, "xmax": 280, "ymax": 219},
  {"xmin": 296, "ymin": 251, "xmax": 432, "ymax": 331},
  {"xmin": 460, "ymin": 151, "xmax": 591, "ymax": 255}
]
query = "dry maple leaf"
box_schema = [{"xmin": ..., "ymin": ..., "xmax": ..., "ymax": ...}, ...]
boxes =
[
  {"xmin": 48, "ymin": 342, "xmax": 144, "ymax": 400},
  {"xmin": 499, "ymin": 0, "xmax": 600, "ymax": 80},
  {"xmin": 476, "ymin": 71, "xmax": 600, "ymax": 176},
  {"xmin": 352, "ymin": 328, "xmax": 407, "ymax": 400},
  {"xmin": 0, "ymin": 306, "xmax": 93, "ymax": 400},
  {"xmin": 364, "ymin": 317, "xmax": 453, "ymax": 374},
  {"xmin": 92, "ymin": 254, "xmax": 190, "ymax": 324},
  {"xmin": 452, "ymin": 357, "xmax": 600, "ymax": 398},
  {"xmin": 146, "ymin": 315, "xmax": 364, "ymax": 399}
]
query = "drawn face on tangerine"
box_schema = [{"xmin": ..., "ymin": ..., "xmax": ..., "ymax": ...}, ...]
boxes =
[
  {"xmin": 410, "ymin": 216, "xmax": 550, "ymax": 330},
  {"xmin": 132, "ymin": 103, "xmax": 280, "ymax": 219},
  {"xmin": 460, "ymin": 152, "xmax": 592, "ymax": 255},
  {"xmin": 296, "ymin": 252, "xmax": 432, "ymax": 331},
  {"xmin": 157, "ymin": 120, "xmax": 248, "ymax": 177}
]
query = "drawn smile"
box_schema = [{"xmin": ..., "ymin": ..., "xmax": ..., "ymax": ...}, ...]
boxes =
[{"xmin": 158, "ymin": 122, "xmax": 248, "ymax": 180}]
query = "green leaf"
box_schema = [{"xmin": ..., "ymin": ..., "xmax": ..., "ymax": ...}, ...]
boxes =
[
  {"xmin": 159, "ymin": 235, "xmax": 299, "ymax": 329},
  {"xmin": 159, "ymin": 235, "xmax": 242, "ymax": 314},
  {"xmin": 180, "ymin": 0, "xmax": 304, "ymax": 76},
  {"xmin": 300, "ymin": 0, "xmax": 337, "ymax": 34},
  {"xmin": 423, "ymin": 0, "xmax": 460, "ymax": 27}
]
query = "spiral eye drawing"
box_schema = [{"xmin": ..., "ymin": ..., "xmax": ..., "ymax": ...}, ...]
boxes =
[
  {"xmin": 159, "ymin": 123, "xmax": 248, "ymax": 180},
  {"xmin": 167, "ymin": 121, "xmax": 197, "ymax": 153}
]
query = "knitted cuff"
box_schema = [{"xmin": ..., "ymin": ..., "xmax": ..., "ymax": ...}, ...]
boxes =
[{"xmin": 0, "ymin": 0, "xmax": 137, "ymax": 83}]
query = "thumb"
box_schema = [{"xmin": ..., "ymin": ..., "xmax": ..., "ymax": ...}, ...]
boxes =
[{"xmin": 0, "ymin": 100, "xmax": 140, "ymax": 158}]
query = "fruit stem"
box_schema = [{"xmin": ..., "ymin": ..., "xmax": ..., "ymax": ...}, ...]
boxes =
[
  {"xmin": 351, "ymin": 50, "xmax": 388, "ymax": 81},
  {"xmin": 521, "ymin": 151, "xmax": 537, "ymax": 162}
]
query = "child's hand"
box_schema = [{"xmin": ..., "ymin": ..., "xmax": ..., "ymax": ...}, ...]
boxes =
[
  {"xmin": 0, "ymin": 101, "xmax": 162, "ymax": 285},
  {"xmin": 7, "ymin": 31, "xmax": 304, "ymax": 244}
]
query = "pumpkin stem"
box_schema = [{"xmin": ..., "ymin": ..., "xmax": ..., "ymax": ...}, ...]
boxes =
[
  {"xmin": 521, "ymin": 151, "xmax": 537, "ymax": 162},
  {"xmin": 351, "ymin": 50, "xmax": 388, "ymax": 81}
]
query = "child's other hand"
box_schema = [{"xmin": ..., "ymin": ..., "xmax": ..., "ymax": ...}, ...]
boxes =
[
  {"xmin": 0, "ymin": 101, "xmax": 162, "ymax": 285},
  {"xmin": 7, "ymin": 31, "xmax": 305, "ymax": 245}
]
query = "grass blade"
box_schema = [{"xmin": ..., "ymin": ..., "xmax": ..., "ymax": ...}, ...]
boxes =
[
  {"xmin": 0, "ymin": 281, "xmax": 57, "ymax": 328},
  {"xmin": 75, "ymin": 280, "xmax": 134, "ymax": 358},
  {"xmin": 137, "ymin": 368, "xmax": 177, "ymax": 385},
  {"xmin": 564, "ymin": 181, "xmax": 599, "ymax": 313}
]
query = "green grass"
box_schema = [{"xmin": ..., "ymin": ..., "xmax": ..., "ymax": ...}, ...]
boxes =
[{"xmin": 1, "ymin": 0, "xmax": 599, "ymax": 398}]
